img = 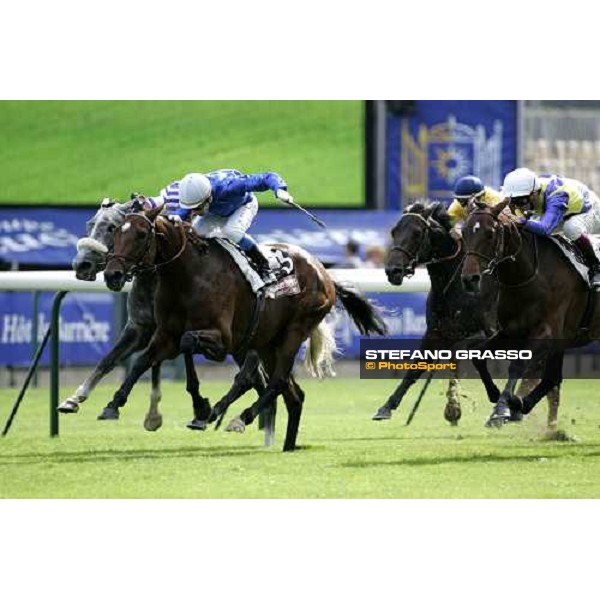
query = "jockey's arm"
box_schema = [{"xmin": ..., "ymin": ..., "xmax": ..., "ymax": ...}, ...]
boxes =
[
  {"xmin": 523, "ymin": 193, "xmax": 568, "ymax": 235},
  {"xmin": 222, "ymin": 172, "xmax": 288, "ymax": 197}
]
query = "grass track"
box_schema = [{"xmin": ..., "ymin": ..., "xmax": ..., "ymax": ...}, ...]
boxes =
[{"xmin": 1, "ymin": 376, "xmax": 600, "ymax": 498}]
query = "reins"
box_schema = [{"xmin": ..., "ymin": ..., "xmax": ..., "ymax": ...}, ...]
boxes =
[{"xmin": 465, "ymin": 210, "xmax": 538, "ymax": 287}]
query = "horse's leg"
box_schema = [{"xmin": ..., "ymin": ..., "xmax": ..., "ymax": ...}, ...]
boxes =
[
  {"xmin": 225, "ymin": 329, "xmax": 306, "ymax": 451},
  {"xmin": 183, "ymin": 352, "xmax": 213, "ymax": 431},
  {"xmin": 517, "ymin": 351, "xmax": 565, "ymax": 416},
  {"xmin": 209, "ymin": 351, "xmax": 263, "ymax": 425},
  {"xmin": 444, "ymin": 377, "xmax": 462, "ymax": 426},
  {"xmin": 372, "ymin": 333, "xmax": 435, "ymax": 420},
  {"xmin": 97, "ymin": 333, "xmax": 178, "ymax": 420},
  {"xmin": 486, "ymin": 358, "xmax": 528, "ymax": 427},
  {"xmin": 58, "ymin": 322, "xmax": 148, "ymax": 413},
  {"xmin": 143, "ymin": 363, "xmax": 163, "ymax": 431},
  {"xmin": 546, "ymin": 385, "xmax": 560, "ymax": 433},
  {"xmin": 281, "ymin": 375, "xmax": 305, "ymax": 452},
  {"xmin": 472, "ymin": 358, "xmax": 500, "ymax": 404}
]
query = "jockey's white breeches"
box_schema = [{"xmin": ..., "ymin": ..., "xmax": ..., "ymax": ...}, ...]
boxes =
[
  {"xmin": 192, "ymin": 196, "xmax": 258, "ymax": 244},
  {"xmin": 563, "ymin": 191, "xmax": 600, "ymax": 240}
]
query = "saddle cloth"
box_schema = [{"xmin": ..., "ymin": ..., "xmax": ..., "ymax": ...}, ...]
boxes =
[
  {"xmin": 548, "ymin": 234, "xmax": 600, "ymax": 288},
  {"xmin": 214, "ymin": 238, "xmax": 297, "ymax": 296}
]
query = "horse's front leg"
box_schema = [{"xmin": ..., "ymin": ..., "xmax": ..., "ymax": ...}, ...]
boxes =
[
  {"xmin": 58, "ymin": 322, "xmax": 149, "ymax": 413},
  {"xmin": 372, "ymin": 332, "xmax": 436, "ymax": 421},
  {"xmin": 143, "ymin": 363, "xmax": 163, "ymax": 431},
  {"xmin": 444, "ymin": 377, "xmax": 462, "ymax": 426},
  {"xmin": 183, "ymin": 352, "xmax": 213, "ymax": 431},
  {"xmin": 98, "ymin": 333, "xmax": 178, "ymax": 421}
]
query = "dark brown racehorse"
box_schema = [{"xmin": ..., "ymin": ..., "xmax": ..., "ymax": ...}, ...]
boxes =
[
  {"xmin": 461, "ymin": 199, "xmax": 592, "ymax": 427},
  {"xmin": 102, "ymin": 206, "xmax": 387, "ymax": 451}
]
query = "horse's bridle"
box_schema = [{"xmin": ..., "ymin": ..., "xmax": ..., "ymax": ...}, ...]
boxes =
[
  {"xmin": 390, "ymin": 212, "xmax": 462, "ymax": 277},
  {"xmin": 108, "ymin": 213, "xmax": 188, "ymax": 280},
  {"xmin": 464, "ymin": 210, "xmax": 537, "ymax": 287}
]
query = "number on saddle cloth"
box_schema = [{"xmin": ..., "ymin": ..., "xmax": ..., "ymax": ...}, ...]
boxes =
[{"xmin": 266, "ymin": 248, "xmax": 294, "ymax": 279}]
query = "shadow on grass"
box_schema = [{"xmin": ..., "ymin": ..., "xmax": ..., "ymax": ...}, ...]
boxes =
[
  {"xmin": 339, "ymin": 447, "xmax": 600, "ymax": 469},
  {"xmin": 0, "ymin": 444, "xmax": 272, "ymax": 466}
]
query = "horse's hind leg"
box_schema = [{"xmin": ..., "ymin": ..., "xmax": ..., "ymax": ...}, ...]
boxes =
[
  {"xmin": 184, "ymin": 352, "xmax": 213, "ymax": 431},
  {"xmin": 281, "ymin": 375, "xmax": 305, "ymax": 452},
  {"xmin": 143, "ymin": 363, "xmax": 163, "ymax": 431},
  {"xmin": 209, "ymin": 351, "xmax": 263, "ymax": 426},
  {"xmin": 225, "ymin": 328, "xmax": 307, "ymax": 451},
  {"xmin": 546, "ymin": 385, "xmax": 560, "ymax": 432},
  {"xmin": 58, "ymin": 322, "xmax": 148, "ymax": 414}
]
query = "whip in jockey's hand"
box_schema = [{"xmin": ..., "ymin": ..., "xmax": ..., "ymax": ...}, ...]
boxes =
[{"xmin": 276, "ymin": 189, "xmax": 294, "ymax": 204}]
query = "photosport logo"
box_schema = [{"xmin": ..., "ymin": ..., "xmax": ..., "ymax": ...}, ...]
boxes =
[{"xmin": 360, "ymin": 338, "xmax": 600, "ymax": 380}]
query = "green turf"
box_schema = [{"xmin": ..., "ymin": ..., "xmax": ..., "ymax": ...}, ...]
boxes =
[
  {"xmin": 1, "ymin": 376, "xmax": 599, "ymax": 498},
  {"xmin": 0, "ymin": 100, "xmax": 363, "ymax": 206}
]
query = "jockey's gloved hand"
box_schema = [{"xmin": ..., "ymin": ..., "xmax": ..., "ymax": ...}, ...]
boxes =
[
  {"xmin": 166, "ymin": 214, "xmax": 182, "ymax": 225},
  {"xmin": 276, "ymin": 189, "xmax": 294, "ymax": 204}
]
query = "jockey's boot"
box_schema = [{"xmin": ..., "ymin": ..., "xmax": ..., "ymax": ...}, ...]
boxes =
[
  {"xmin": 246, "ymin": 245, "xmax": 277, "ymax": 285},
  {"xmin": 574, "ymin": 235, "xmax": 600, "ymax": 288}
]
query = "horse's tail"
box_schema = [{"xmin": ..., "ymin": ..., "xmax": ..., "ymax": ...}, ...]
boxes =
[
  {"xmin": 334, "ymin": 281, "xmax": 388, "ymax": 336},
  {"xmin": 304, "ymin": 319, "xmax": 337, "ymax": 379}
]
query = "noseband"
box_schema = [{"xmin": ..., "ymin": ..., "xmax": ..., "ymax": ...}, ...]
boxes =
[{"xmin": 390, "ymin": 212, "xmax": 462, "ymax": 277}]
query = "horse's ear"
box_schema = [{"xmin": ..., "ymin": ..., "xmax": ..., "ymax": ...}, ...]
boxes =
[
  {"xmin": 145, "ymin": 206, "xmax": 163, "ymax": 222},
  {"xmin": 422, "ymin": 203, "xmax": 436, "ymax": 218},
  {"xmin": 101, "ymin": 197, "xmax": 116, "ymax": 208},
  {"xmin": 491, "ymin": 198, "xmax": 510, "ymax": 217}
]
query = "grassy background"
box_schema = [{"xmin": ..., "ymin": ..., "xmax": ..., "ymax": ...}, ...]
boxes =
[
  {"xmin": 0, "ymin": 100, "xmax": 363, "ymax": 206},
  {"xmin": 2, "ymin": 376, "xmax": 600, "ymax": 498}
]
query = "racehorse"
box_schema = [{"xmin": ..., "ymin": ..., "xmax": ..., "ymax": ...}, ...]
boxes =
[
  {"xmin": 58, "ymin": 199, "xmax": 220, "ymax": 431},
  {"xmin": 373, "ymin": 201, "xmax": 499, "ymax": 424},
  {"xmin": 461, "ymin": 199, "xmax": 584, "ymax": 429},
  {"xmin": 373, "ymin": 201, "xmax": 561, "ymax": 431},
  {"xmin": 101, "ymin": 204, "xmax": 387, "ymax": 451}
]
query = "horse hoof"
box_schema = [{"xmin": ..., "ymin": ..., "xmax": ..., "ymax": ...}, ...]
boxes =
[
  {"xmin": 508, "ymin": 411, "xmax": 523, "ymax": 422},
  {"xmin": 186, "ymin": 419, "xmax": 208, "ymax": 431},
  {"xmin": 444, "ymin": 403, "xmax": 462, "ymax": 424},
  {"xmin": 225, "ymin": 417, "xmax": 246, "ymax": 433},
  {"xmin": 97, "ymin": 407, "xmax": 119, "ymax": 420},
  {"xmin": 143, "ymin": 413, "xmax": 163, "ymax": 431},
  {"xmin": 372, "ymin": 406, "xmax": 392, "ymax": 421},
  {"xmin": 57, "ymin": 399, "xmax": 80, "ymax": 414}
]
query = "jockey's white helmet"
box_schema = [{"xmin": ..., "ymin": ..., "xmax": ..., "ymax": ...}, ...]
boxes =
[
  {"xmin": 502, "ymin": 168, "xmax": 541, "ymax": 198},
  {"xmin": 179, "ymin": 173, "xmax": 212, "ymax": 209}
]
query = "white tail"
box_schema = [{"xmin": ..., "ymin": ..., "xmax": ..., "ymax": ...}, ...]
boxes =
[{"xmin": 303, "ymin": 319, "xmax": 337, "ymax": 379}]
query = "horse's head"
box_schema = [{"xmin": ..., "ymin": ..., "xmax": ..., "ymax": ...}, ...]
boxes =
[
  {"xmin": 461, "ymin": 198, "xmax": 510, "ymax": 294},
  {"xmin": 73, "ymin": 198, "xmax": 129, "ymax": 281},
  {"xmin": 103, "ymin": 204, "xmax": 162, "ymax": 291},
  {"xmin": 385, "ymin": 201, "xmax": 452, "ymax": 285}
]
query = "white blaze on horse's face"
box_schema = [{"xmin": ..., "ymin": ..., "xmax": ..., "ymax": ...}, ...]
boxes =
[{"xmin": 473, "ymin": 222, "xmax": 481, "ymax": 233}]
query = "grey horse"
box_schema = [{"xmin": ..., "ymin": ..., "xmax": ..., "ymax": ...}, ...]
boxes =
[{"xmin": 57, "ymin": 198, "xmax": 215, "ymax": 430}]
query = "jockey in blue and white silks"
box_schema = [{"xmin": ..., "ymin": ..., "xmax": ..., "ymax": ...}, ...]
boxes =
[
  {"xmin": 145, "ymin": 169, "xmax": 293, "ymax": 283},
  {"xmin": 502, "ymin": 168, "xmax": 600, "ymax": 286}
]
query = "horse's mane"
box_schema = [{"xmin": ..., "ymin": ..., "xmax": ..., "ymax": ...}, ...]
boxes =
[
  {"xmin": 470, "ymin": 199, "xmax": 518, "ymax": 226},
  {"xmin": 405, "ymin": 200, "xmax": 452, "ymax": 232},
  {"xmin": 154, "ymin": 215, "xmax": 209, "ymax": 255}
]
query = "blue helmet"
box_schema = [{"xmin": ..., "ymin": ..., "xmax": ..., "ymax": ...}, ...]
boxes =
[{"xmin": 454, "ymin": 176, "xmax": 485, "ymax": 203}]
